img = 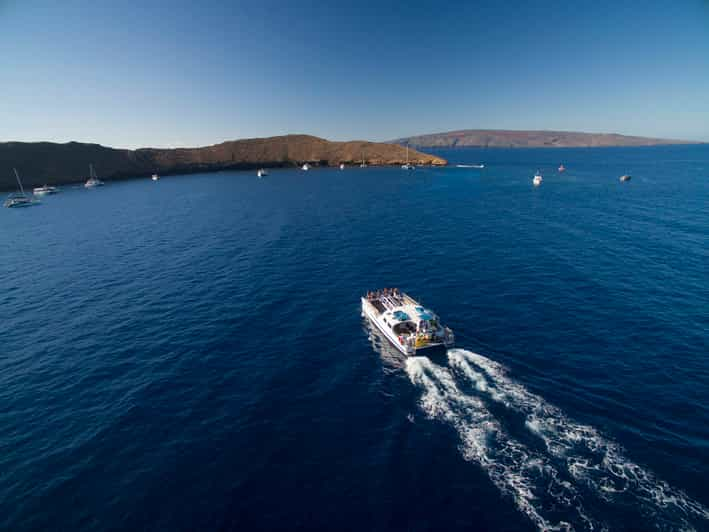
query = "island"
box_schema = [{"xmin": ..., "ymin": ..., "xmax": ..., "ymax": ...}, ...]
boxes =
[
  {"xmin": 393, "ymin": 129, "xmax": 701, "ymax": 149},
  {"xmin": 0, "ymin": 135, "xmax": 446, "ymax": 190}
]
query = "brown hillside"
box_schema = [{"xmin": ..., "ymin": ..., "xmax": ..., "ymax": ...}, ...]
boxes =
[{"xmin": 0, "ymin": 135, "xmax": 446, "ymax": 190}]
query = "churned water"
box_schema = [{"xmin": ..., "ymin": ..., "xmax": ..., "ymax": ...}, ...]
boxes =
[{"xmin": 1, "ymin": 146, "xmax": 708, "ymax": 530}]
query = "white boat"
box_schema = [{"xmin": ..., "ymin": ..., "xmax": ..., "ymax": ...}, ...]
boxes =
[
  {"xmin": 33, "ymin": 184, "xmax": 59, "ymax": 196},
  {"xmin": 533, "ymin": 171, "xmax": 543, "ymax": 187},
  {"xmin": 456, "ymin": 164, "xmax": 484, "ymax": 169},
  {"xmin": 301, "ymin": 163, "xmax": 310, "ymax": 171},
  {"xmin": 84, "ymin": 164, "xmax": 104, "ymax": 188},
  {"xmin": 360, "ymin": 151, "xmax": 367, "ymax": 168},
  {"xmin": 620, "ymin": 174, "xmax": 631, "ymax": 182},
  {"xmin": 339, "ymin": 163, "xmax": 345, "ymax": 170},
  {"xmin": 361, "ymin": 289, "xmax": 454, "ymax": 356},
  {"xmin": 151, "ymin": 174, "xmax": 160, "ymax": 181},
  {"xmin": 558, "ymin": 164, "xmax": 566, "ymax": 173},
  {"xmin": 401, "ymin": 144, "xmax": 414, "ymax": 170},
  {"xmin": 4, "ymin": 168, "xmax": 38, "ymax": 208},
  {"xmin": 257, "ymin": 168, "xmax": 268, "ymax": 178}
]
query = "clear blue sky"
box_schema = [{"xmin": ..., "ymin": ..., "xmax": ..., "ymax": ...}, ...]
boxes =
[{"xmin": 1, "ymin": 0, "xmax": 708, "ymax": 147}]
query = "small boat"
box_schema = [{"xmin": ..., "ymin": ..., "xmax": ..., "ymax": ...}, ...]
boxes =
[
  {"xmin": 360, "ymin": 150, "xmax": 367, "ymax": 168},
  {"xmin": 339, "ymin": 163, "xmax": 345, "ymax": 170},
  {"xmin": 533, "ymin": 171, "xmax": 543, "ymax": 187},
  {"xmin": 362, "ymin": 289, "xmax": 454, "ymax": 356},
  {"xmin": 401, "ymin": 143, "xmax": 414, "ymax": 170},
  {"xmin": 257, "ymin": 168, "xmax": 268, "ymax": 178},
  {"xmin": 558, "ymin": 164, "xmax": 566, "ymax": 172},
  {"xmin": 620, "ymin": 174, "xmax": 632, "ymax": 182},
  {"xmin": 4, "ymin": 168, "xmax": 38, "ymax": 208},
  {"xmin": 33, "ymin": 184, "xmax": 59, "ymax": 196},
  {"xmin": 456, "ymin": 164, "xmax": 484, "ymax": 169},
  {"xmin": 301, "ymin": 163, "xmax": 310, "ymax": 171},
  {"xmin": 151, "ymin": 174, "xmax": 160, "ymax": 181},
  {"xmin": 85, "ymin": 164, "xmax": 104, "ymax": 188}
]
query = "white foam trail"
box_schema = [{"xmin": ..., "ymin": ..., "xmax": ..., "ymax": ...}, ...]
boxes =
[
  {"xmin": 406, "ymin": 356, "xmax": 596, "ymax": 531},
  {"xmin": 448, "ymin": 349, "xmax": 709, "ymax": 530}
]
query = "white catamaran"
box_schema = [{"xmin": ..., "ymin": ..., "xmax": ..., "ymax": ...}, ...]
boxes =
[
  {"xmin": 361, "ymin": 289, "xmax": 454, "ymax": 355},
  {"xmin": 4, "ymin": 168, "xmax": 38, "ymax": 208},
  {"xmin": 85, "ymin": 164, "xmax": 105, "ymax": 188}
]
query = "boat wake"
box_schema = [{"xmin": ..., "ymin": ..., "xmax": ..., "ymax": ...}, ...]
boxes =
[{"xmin": 405, "ymin": 349, "xmax": 709, "ymax": 531}]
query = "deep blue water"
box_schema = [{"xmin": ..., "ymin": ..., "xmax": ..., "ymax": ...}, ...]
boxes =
[{"xmin": 1, "ymin": 145, "xmax": 708, "ymax": 531}]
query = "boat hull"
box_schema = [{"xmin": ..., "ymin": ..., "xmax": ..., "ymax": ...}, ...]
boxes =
[{"xmin": 4, "ymin": 201, "xmax": 34, "ymax": 208}]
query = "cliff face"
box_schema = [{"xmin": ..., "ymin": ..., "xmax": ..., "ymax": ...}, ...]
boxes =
[
  {"xmin": 0, "ymin": 135, "xmax": 446, "ymax": 190},
  {"xmin": 394, "ymin": 129, "xmax": 700, "ymax": 149}
]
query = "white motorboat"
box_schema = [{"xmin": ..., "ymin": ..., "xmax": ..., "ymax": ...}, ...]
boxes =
[
  {"xmin": 620, "ymin": 174, "xmax": 632, "ymax": 182},
  {"xmin": 339, "ymin": 163, "xmax": 345, "ymax": 170},
  {"xmin": 151, "ymin": 174, "xmax": 160, "ymax": 181},
  {"xmin": 4, "ymin": 168, "xmax": 38, "ymax": 208},
  {"xmin": 301, "ymin": 163, "xmax": 310, "ymax": 171},
  {"xmin": 533, "ymin": 171, "xmax": 543, "ymax": 187},
  {"xmin": 558, "ymin": 164, "xmax": 566, "ymax": 173},
  {"xmin": 257, "ymin": 168, "xmax": 268, "ymax": 178},
  {"xmin": 33, "ymin": 184, "xmax": 59, "ymax": 196},
  {"xmin": 85, "ymin": 164, "xmax": 104, "ymax": 188},
  {"xmin": 456, "ymin": 164, "xmax": 484, "ymax": 169},
  {"xmin": 361, "ymin": 289, "xmax": 454, "ymax": 356}
]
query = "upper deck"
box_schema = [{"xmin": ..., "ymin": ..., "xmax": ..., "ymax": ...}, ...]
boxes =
[{"xmin": 364, "ymin": 289, "xmax": 439, "ymax": 325}]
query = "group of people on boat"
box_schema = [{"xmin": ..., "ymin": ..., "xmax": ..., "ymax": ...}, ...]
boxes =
[{"xmin": 366, "ymin": 288, "xmax": 401, "ymax": 300}]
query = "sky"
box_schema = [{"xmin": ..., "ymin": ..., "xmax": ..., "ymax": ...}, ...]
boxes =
[{"xmin": 1, "ymin": 0, "xmax": 708, "ymax": 148}]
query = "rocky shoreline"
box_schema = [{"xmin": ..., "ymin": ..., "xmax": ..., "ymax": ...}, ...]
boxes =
[{"xmin": 0, "ymin": 135, "xmax": 447, "ymax": 191}]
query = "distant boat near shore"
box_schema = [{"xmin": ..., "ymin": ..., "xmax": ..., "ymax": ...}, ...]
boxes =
[
  {"xmin": 339, "ymin": 163, "xmax": 345, "ymax": 170},
  {"xmin": 151, "ymin": 174, "xmax": 160, "ymax": 181},
  {"xmin": 85, "ymin": 164, "xmax": 104, "ymax": 188},
  {"xmin": 620, "ymin": 174, "xmax": 632, "ymax": 182},
  {"xmin": 301, "ymin": 163, "xmax": 310, "ymax": 171},
  {"xmin": 257, "ymin": 168, "xmax": 268, "ymax": 178},
  {"xmin": 401, "ymin": 144, "xmax": 414, "ymax": 170},
  {"xmin": 533, "ymin": 171, "xmax": 543, "ymax": 187},
  {"xmin": 33, "ymin": 184, "xmax": 59, "ymax": 196},
  {"xmin": 4, "ymin": 168, "xmax": 39, "ymax": 208}
]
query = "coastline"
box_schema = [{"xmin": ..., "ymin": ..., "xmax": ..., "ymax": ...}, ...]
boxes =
[{"xmin": 0, "ymin": 134, "xmax": 446, "ymax": 192}]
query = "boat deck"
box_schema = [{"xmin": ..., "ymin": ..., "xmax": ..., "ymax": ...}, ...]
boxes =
[{"xmin": 364, "ymin": 290, "xmax": 416, "ymax": 315}]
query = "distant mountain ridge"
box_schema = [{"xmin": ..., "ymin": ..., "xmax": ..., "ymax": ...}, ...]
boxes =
[
  {"xmin": 0, "ymin": 135, "xmax": 446, "ymax": 191},
  {"xmin": 394, "ymin": 129, "xmax": 701, "ymax": 148}
]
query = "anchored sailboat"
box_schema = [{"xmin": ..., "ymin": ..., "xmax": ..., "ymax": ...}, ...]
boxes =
[
  {"xmin": 4, "ymin": 168, "xmax": 38, "ymax": 208},
  {"xmin": 401, "ymin": 143, "xmax": 414, "ymax": 170},
  {"xmin": 84, "ymin": 164, "xmax": 104, "ymax": 188}
]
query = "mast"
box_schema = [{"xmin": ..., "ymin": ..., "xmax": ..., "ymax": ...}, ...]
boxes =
[
  {"xmin": 89, "ymin": 163, "xmax": 95, "ymax": 179},
  {"xmin": 406, "ymin": 143, "xmax": 409, "ymax": 165},
  {"xmin": 13, "ymin": 168, "xmax": 25, "ymax": 194}
]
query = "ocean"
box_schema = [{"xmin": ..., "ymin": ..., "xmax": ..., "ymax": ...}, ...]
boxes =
[{"xmin": 1, "ymin": 145, "xmax": 708, "ymax": 531}]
